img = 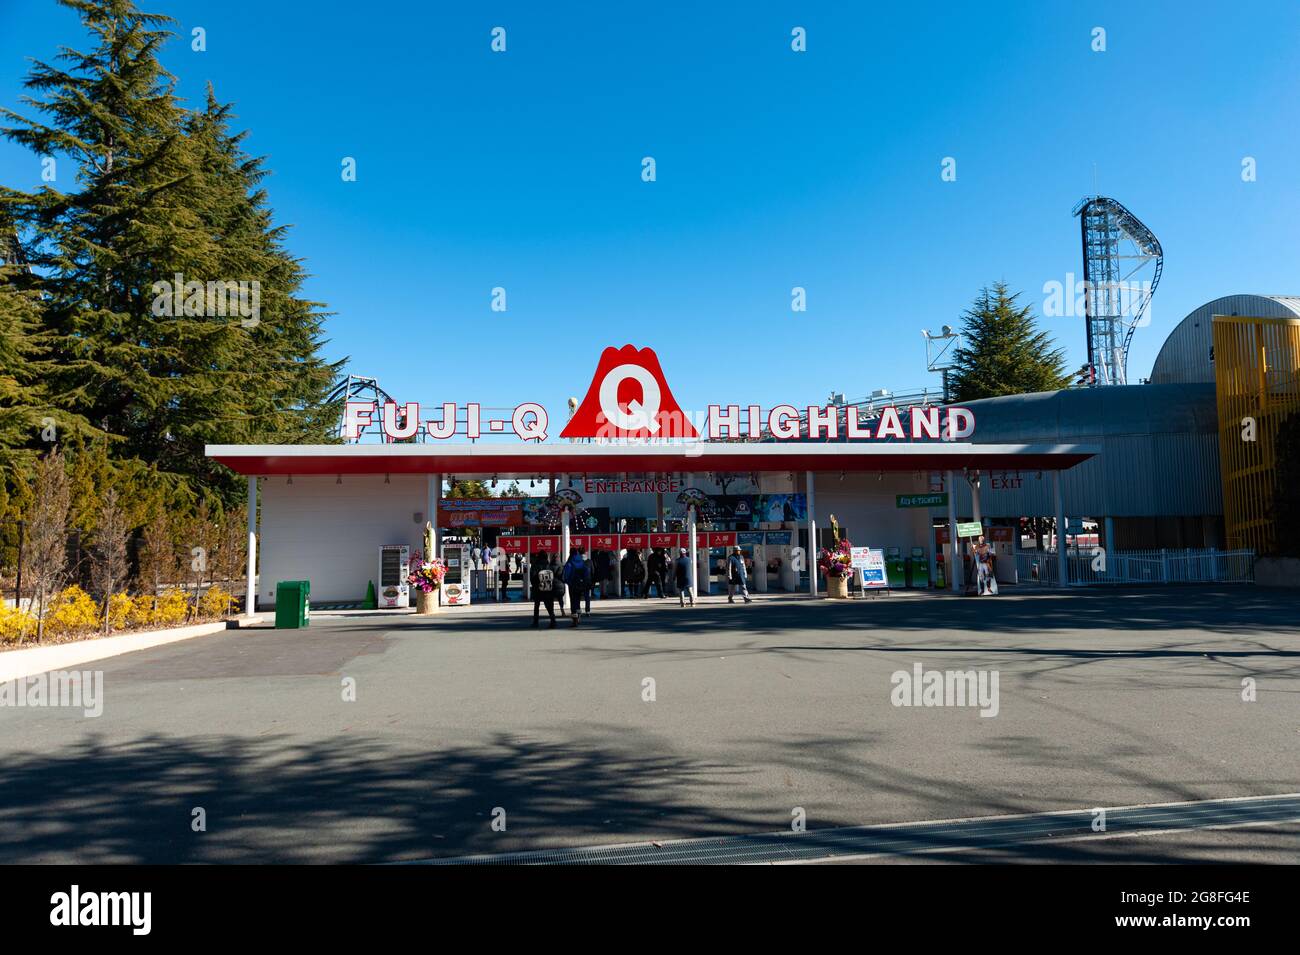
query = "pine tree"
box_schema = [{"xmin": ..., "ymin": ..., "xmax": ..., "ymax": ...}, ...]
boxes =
[
  {"xmin": 1, "ymin": 0, "xmax": 342, "ymax": 504},
  {"xmin": 947, "ymin": 283, "xmax": 1071, "ymax": 402}
]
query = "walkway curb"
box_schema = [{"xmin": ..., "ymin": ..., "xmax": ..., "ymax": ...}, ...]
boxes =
[{"xmin": 0, "ymin": 616, "xmax": 264, "ymax": 682}]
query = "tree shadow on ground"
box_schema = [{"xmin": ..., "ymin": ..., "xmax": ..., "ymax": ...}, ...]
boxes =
[
  {"xmin": 0, "ymin": 728, "xmax": 763, "ymax": 864},
  {"xmin": 405, "ymin": 587, "xmax": 1300, "ymax": 640}
]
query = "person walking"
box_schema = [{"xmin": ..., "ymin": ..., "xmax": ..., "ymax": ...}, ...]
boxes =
[
  {"xmin": 562, "ymin": 545, "xmax": 592, "ymax": 627},
  {"xmin": 674, "ymin": 547, "xmax": 695, "ymax": 607},
  {"xmin": 726, "ymin": 546, "xmax": 753, "ymax": 603},
  {"xmin": 498, "ymin": 548, "xmax": 511, "ymax": 602},
  {"xmin": 971, "ymin": 536, "xmax": 997, "ymax": 596},
  {"xmin": 529, "ymin": 550, "xmax": 557, "ymax": 628},
  {"xmin": 645, "ymin": 547, "xmax": 668, "ymax": 598},
  {"xmin": 621, "ymin": 548, "xmax": 645, "ymax": 598}
]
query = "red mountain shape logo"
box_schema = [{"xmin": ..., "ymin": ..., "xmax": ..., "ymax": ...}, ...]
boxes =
[{"xmin": 561, "ymin": 345, "xmax": 699, "ymax": 439}]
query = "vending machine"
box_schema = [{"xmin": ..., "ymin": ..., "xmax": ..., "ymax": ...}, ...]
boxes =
[
  {"xmin": 440, "ymin": 542, "xmax": 472, "ymax": 606},
  {"xmin": 377, "ymin": 545, "xmax": 411, "ymax": 609}
]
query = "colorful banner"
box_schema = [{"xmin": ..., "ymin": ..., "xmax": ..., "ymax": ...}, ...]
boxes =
[{"xmin": 438, "ymin": 497, "xmax": 529, "ymax": 528}]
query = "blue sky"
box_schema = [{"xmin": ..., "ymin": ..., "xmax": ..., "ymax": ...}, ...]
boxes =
[{"xmin": 2, "ymin": 0, "xmax": 1299, "ymax": 419}]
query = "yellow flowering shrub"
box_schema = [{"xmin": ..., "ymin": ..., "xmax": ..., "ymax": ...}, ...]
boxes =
[
  {"xmin": 128, "ymin": 594, "xmax": 156, "ymax": 627},
  {"xmin": 152, "ymin": 589, "xmax": 189, "ymax": 626},
  {"xmin": 0, "ymin": 604, "xmax": 35, "ymax": 643},
  {"xmin": 45, "ymin": 585, "xmax": 100, "ymax": 636},
  {"xmin": 106, "ymin": 592, "xmax": 134, "ymax": 631},
  {"xmin": 199, "ymin": 585, "xmax": 232, "ymax": 620}
]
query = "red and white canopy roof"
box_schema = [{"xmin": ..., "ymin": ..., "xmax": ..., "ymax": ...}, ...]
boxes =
[{"xmin": 206, "ymin": 441, "xmax": 1097, "ymax": 477}]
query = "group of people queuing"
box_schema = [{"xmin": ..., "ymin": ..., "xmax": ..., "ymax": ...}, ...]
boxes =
[{"xmin": 526, "ymin": 544, "xmax": 756, "ymax": 627}]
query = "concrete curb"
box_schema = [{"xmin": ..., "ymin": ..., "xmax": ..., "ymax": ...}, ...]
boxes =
[{"xmin": 0, "ymin": 616, "xmax": 264, "ymax": 681}]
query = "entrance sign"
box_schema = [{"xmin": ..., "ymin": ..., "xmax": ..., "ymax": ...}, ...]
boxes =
[
  {"xmin": 897, "ymin": 493, "xmax": 948, "ymax": 508},
  {"xmin": 957, "ymin": 521, "xmax": 984, "ymax": 539},
  {"xmin": 584, "ymin": 478, "xmax": 681, "ymax": 495}
]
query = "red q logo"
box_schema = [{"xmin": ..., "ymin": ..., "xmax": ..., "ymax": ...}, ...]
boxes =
[{"xmin": 561, "ymin": 345, "xmax": 698, "ymax": 439}]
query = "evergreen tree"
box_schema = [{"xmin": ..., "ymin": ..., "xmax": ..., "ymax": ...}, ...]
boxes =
[
  {"xmin": 947, "ymin": 283, "xmax": 1071, "ymax": 402},
  {"xmin": 1, "ymin": 0, "xmax": 342, "ymax": 503}
]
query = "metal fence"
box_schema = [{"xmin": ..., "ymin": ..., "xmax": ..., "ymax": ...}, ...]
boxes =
[{"xmin": 1011, "ymin": 548, "xmax": 1255, "ymax": 586}]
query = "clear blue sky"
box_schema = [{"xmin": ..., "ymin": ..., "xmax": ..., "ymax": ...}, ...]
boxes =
[{"xmin": 3, "ymin": 0, "xmax": 1299, "ymax": 418}]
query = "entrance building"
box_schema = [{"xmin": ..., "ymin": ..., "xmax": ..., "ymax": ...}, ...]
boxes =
[{"xmin": 205, "ymin": 441, "xmax": 1097, "ymax": 610}]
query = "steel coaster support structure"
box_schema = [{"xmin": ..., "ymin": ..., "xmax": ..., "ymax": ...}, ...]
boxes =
[{"xmin": 1071, "ymin": 196, "xmax": 1163, "ymax": 387}]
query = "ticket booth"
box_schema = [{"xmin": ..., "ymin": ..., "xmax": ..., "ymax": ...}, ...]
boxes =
[
  {"xmin": 377, "ymin": 545, "xmax": 411, "ymax": 609},
  {"xmin": 440, "ymin": 542, "xmax": 471, "ymax": 606}
]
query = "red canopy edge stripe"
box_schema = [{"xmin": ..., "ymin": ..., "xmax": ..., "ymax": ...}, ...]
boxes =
[{"xmin": 206, "ymin": 444, "xmax": 1097, "ymax": 476}]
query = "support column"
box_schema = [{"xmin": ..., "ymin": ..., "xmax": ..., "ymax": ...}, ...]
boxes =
[
  {"xmin": 245, "ymin": 476, "xmax": 258, "ymax": 616},
  {"xmin": 687, "ymin": 504, "xmax": 698, "ymax": 596},
  {"xmin": 945, "ymin": 469, "xmax": 960, "ymax": 593},
  {"xmin": 1104, "ymin": 516, "xmax": 1115, "ymax": 552},
  {"xmin": 427, "ymin": 473, "xmax": 441, "ymax": 557},
  {"xmin": 1053, "ymin": 470, "xmax": 1067, "ymax": 586},
  {"xmin": 561, "ymin": 506, "xmax": 572, "ymax": 559},
  {"xmin": 806, "ymin": 470, "xmax": 818, "ymax": 598},
  {"xmin": 970, "ymin": 471, "xmax": 982, "ymax": 528}
]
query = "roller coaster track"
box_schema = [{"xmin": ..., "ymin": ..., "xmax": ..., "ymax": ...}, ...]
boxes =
[{"xmin": 1072, "ymin": 196, "xmax": 1163, "ymax": 386}]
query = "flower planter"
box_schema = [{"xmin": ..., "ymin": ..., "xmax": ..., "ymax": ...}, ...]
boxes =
[
  {"xmin": 826, "ymin": 575, "xmax": 849, "ymax": 599},
  {"xmin": 416, "ymin": 590, "xmax": 440, "ymax": 615}
]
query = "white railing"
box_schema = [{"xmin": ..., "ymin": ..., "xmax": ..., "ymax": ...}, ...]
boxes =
[{"xmin": 1011, "ymin": 548, "xmax": 1255, "ymax": 586}]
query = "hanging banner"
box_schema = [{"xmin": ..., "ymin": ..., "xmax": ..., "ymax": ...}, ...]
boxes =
[
  {"xmin": 438, "ymin": 498, "xmax": 529, "ymax": 528},
  {"xmin": 706, "ymin": 532, "xmax": 737, "ymax": 548},
  {"xmin": 619, "ymin": 533, "xmax": 648, "ymax": 550},
  {"xmin": 589, "ymin": 533, "xmax": 617, "ymax": 551},
  {"xmin": 650, "ymin": 533, "xmax": 678, "ymax": 549},
  {"xmin": 496, "ymin": 536, "xmax": 528, "ymax": 554}
]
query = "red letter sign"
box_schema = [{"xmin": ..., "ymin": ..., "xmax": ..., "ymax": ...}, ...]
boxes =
[{"xmin": 561, "ymin": 345, "xmax": 698, "ymax": 439}]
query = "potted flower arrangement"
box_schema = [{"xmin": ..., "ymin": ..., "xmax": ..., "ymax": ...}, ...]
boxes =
[
  {"xmin": 407, "ymin": 550, "xmax": 447, "ymax": 614},
  {"xmin": 818, "ymin": 515, "xmax": 855, "ymax": 598}
]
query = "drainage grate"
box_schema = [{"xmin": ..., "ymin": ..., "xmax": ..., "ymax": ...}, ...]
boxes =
[{"xmin": 408, "ymin": 793, "xmax": 1300, "ymax": 865}]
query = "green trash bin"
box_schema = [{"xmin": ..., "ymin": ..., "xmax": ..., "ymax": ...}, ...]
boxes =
[
  {"xmin": 885, "ymin": 548, "xmax": 907, "ymax": 589},
  {"xmin": 275, "ymin": 580, "xmax": 310, "ymax": 629}
]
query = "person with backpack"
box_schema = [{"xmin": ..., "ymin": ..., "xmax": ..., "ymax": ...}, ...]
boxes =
[
  {"xmin": 529, "ymin": 550, "xmax": 557, "ymax": 628},
  {"xmin": 621, "ymin": 548, "xmax": 645, "ymax": 598},
  {"xmin": 561, "ymin": 545, "xmax": 593, "ymax": 627},
  {"xmin": 727, "ymin": 546, "xmax": 753, "ymax": 604},
  {"xmin": 674, "ymin": 547, "xmax": 695, "ymax": 607}
]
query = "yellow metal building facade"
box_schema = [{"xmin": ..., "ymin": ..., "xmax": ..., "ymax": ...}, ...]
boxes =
[{"xmin": 1213, "ymin": 314, "xmax": 1300, "ymax": 552}]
